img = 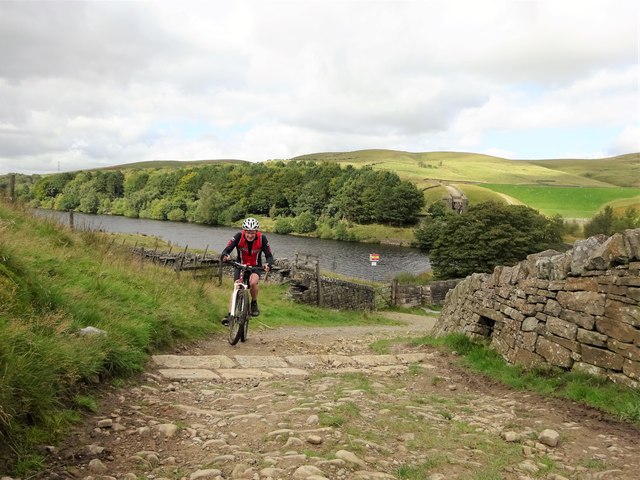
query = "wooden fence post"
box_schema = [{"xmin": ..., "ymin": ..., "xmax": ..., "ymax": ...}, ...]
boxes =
[
  {"xmin": 198, "ymin": 245, "xmax": 208, "ymax": 280},
  {"xmin": 163, "ymin": 246, "xmax": 173, "ymax": 267},
  {"xmin": 176, "ymin": 245, "xmax": 188, "ymax": 276},
  {"xmin": 391, "ymin": 279, "xmax": 398, "ymax": 306},
  {"xmin": 316, "ymin": 260, "xmax": 322, "ymax": 306},
  {"xmin": 69, "ymin": 210, "xmax": 74, "ymax": 230},
  {"xmin": 9, "ymin": 174, "xmax": 15, "ymax": 202}
]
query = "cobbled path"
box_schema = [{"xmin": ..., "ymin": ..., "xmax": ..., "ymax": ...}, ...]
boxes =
[{"xmin": 27, "ymin": 314, "xmax": 640, "ymax": 480}]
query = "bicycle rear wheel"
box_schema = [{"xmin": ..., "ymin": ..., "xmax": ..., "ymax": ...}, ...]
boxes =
[{"xmin": 228, "ymin": 290, "xmax": 248, "ymax": 345}]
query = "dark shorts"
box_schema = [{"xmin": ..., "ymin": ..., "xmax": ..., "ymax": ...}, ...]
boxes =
[{"xmin": 233, "ymin": 267, "xmax": 262, "ymax": 282}]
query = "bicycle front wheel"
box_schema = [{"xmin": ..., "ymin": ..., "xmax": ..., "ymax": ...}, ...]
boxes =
[
  {"xmin": 228, "ymin": 289, "xmax": 248, "ymax": 345},
  {"xmin": 240, "ymin": 304, "xmax": 250, "ymax": 342}
]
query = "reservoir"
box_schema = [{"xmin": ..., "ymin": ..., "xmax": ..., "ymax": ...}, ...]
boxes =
[{"xmin": 35, "ymin": 210, "xmax": 431, "ymax": 281}]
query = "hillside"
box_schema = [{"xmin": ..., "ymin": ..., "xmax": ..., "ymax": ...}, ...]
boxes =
[
  {"xmin": 291, "ymin": 149, "xmax": 636, "ymax": 188},
  {"xmin": 290, "ymin": 150, "xmax": 640, "ymax": 217},
  {"xmin": 79, "ymin": 149, "xmax": 639, "ymax": 189},
  {"xmin": 523, "ymin": 152, "xmax": 640, "ymax": 188}
]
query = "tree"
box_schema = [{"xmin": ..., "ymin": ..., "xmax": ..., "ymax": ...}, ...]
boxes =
[
  {"xmin": 294, "ymin": 211, "xmax": 317, "ymax": 233},
  {"xmin": 414, "ymin": 202, "xmax": 457, "ymax": 251},
  {"xmin": 294, "ymin": 179, "xmax": 329, "ymax": 216},
  {"xmin": 428, "ymin": 202, "xmax": 563, "ymax": 279},
  {"xmin": 376, "ymin": 181, "xmax": 425, "ymax": 225},
  {"xmin": 33, "ymin": 172, "xmax": 74, "ymax": 200},
  {"xmin": 194, "ymin": 182, "xmax": 227, "ymax": 225},
  {"xmin": 584, "ymin": 206, "xmax": 640, "ymax": 237},
  {"xmin": 123, "ymin": 170, "xmax": 149, "ymax": 196},
  {"xmin": 274, "ymin": 216, "xmax": 294, "ymax": 234}
]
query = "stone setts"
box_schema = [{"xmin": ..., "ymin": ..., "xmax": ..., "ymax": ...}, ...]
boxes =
[{"xmin": 435, "ymin": 229, "xmax": 640, "ymax": 388}]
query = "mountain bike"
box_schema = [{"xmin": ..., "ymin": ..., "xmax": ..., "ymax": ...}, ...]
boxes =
[{"xmin": 224, "ymin": 260, "xmax": 264, "ymax": 345}]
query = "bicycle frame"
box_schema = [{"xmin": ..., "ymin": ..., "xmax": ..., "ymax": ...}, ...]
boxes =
[{"xmin": 225, "ymin": 261, "xmax": 263, "ymax": 345}]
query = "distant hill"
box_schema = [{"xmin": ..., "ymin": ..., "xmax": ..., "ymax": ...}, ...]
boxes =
[
  {"xmin": 101, "ymin": 150, "xmax": 639, "ymax": 188},
  {"xmin": 98, "ymin": 158, "xmax": 248, "ymax": 171},
  {"xmin": 287, "ymin": 150, "xmax": 640, "ymax": 217},
  {"xmin": 290, "ymin": 149, "xmax": 640, "ymax": 188}
]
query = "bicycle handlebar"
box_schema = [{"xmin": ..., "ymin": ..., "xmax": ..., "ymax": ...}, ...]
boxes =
[{"xmin": 223, "ymin": 260, "xmax": 266, "ymax": 273}]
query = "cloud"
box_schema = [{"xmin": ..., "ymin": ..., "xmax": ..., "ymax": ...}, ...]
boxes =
[{"xmin": 0, "ymin": 0, "xmax": 637, "ymax": 174}]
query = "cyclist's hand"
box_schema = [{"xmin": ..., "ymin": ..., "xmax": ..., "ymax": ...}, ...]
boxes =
[
  {"xmin": 222, "ymin": 255, "xmax": 230, "ymax": 262},
  {"xmin": 264, "ymin": 264, "xmax": 271, "ymax": 273}
]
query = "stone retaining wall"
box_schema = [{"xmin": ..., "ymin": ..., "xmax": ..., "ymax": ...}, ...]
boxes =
[
  {"xmin": 393, "ymin": 279, "xmax": 462, "ymax": 307},
  {"xmin": 435, "ymin": 229, "xmax": 640, "ymax": 388},
  {"xmin": 428, "ymin": 279, "xmax": 463, "ymax": 305},
  {"xmin": 393, "ymin": 284, "xmax": 425, "ymax": 308},
  {"xmin": 288, "ymin": 271, "xmax": 376, "ymax": 311}
]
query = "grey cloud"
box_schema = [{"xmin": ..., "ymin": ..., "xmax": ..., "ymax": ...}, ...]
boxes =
[{"xmin": 0, "ymin": 1, "xmax": 183, "ymax": 83}]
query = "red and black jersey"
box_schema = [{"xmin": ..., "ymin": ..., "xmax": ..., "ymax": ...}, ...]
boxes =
[{"xmin": 221, "ymin": 231, "xmax": 274, "ymax": 267}]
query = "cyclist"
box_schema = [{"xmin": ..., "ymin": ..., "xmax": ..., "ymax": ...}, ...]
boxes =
[{"xmin": 220, "ymin": 217, "xmax": 274, "ymax": 325}]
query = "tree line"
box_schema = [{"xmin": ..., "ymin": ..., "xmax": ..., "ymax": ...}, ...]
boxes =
[{"xmin": 10, "ymin": 161, "xmax": 426, "ymax": 236}]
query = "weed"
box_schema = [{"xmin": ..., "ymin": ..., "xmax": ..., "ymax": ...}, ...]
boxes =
[
  {"xmin": 14, "ymin": 454, "xmax": 46, "ymax": 477},
  {"xmin": 370, "ymin": 338, "xmax": 392, "ymax": 354},
  {"xmin": 302, "ymin": 449, "xmax": 323, "ymax": 458},
  {"xmin": 438, "ymin": 410, "xmax": 453, "ymax": 420},
  {"xmin": 74, "ymin": 395, "xmax": 98, "ymax": 413},
  {"xmin": 619, "ymin": 399, "xmax": 640, "ymax": 423},
  {"xmin": 397, "ymin": 455, "xmax": 448, "ymax": 479},
  {"xmin": 337, "ymin": 373, "xmax": 373, "ymax": 393},
  {"xmin": 319, "ymin": 413, "xmax": 346, "ymax": 427},
  {"xmin": 537, "ymin": 455, "xmax": 557, "ymax": 472},
  {"xmin": 583, "ymin": 458, "xmax": 609, "ymax": 470}
]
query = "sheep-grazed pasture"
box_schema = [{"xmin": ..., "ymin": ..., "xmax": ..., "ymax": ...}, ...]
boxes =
[{"xmin": 481, "ymin": 184, "xmax": 640, "ymax": 218}]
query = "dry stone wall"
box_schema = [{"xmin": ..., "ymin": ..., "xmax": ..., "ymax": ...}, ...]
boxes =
[
  {"xmin": 435, "ymin": 229, "xmax": 640, "ymax": 388},
  {"xmin": 288, "ymin": 271, "xmax": 376, "ymax": 310},
  {"xmin": 393, "ymin": 279, "xmax": 462, "ymax": 307}
]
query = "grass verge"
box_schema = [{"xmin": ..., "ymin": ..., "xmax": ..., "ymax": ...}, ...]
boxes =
[{"xmin": 414, "ymin": 334, "xmax": 640, "ymax": 426}]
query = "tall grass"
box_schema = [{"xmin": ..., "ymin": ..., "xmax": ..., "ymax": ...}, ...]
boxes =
[{"xmin": 0, "ymin": 203, "xmax": 222, "ymax": 473}]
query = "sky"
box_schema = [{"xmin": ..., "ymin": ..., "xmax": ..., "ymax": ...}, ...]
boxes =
[{"xmin": 0, "ymin": 0, "xmax": 638, "ymax": 175}]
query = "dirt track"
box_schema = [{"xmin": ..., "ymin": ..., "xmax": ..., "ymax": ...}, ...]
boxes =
[{"xmin": 37, "ymin": 313, "xmax": 640, "ymax": 480}]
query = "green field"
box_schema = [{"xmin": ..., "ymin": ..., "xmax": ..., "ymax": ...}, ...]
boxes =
[{"xmin": 482, "ymin": 184, "xmax": 640, "ymax": 218}]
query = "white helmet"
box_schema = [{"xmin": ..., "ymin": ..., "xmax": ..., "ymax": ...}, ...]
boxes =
[{"xmin": 242, "ymin": 217, "xmax": 259, "ymax": 231}]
